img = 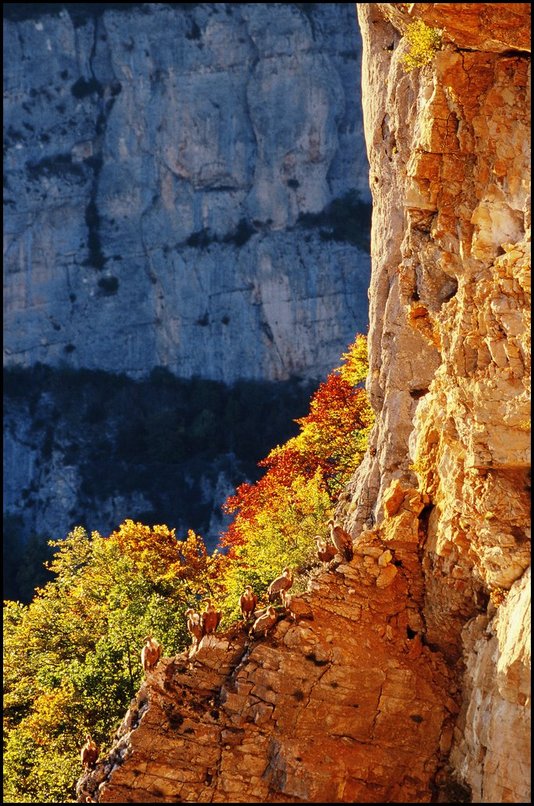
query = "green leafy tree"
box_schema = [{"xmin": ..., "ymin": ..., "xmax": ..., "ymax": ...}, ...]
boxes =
[
  {"xmin": 219, "ymin": 334, "xmax": 373, "ymax": 620},
  {"xmin": 3, "ymin": 522, "xmax": 222, "ymax": 802}
]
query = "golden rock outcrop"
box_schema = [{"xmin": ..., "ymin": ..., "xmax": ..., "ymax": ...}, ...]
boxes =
[
  {"xmin": 78, "ymin": 488, "xmax": 459, "ymax": 803},
  {"xmin": 349, "ymin": 2, "xmax": 531, "ymax": 801}
]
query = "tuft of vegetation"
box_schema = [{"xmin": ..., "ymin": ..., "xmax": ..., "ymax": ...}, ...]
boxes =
[
  {"xmin": 185, "ymin": 19, "xmax": 201, "ymax": 40},
  {"xmin": 97, "ymin": 276, "xmax": 119, "ymax": 295},
  {"xmin": 401, "ymin": 20, "xmax": 442, "ymax": 71},
  {"xmin": 26, "ymin": 154, "xmax": 85, "ymax": 182},
  {"xmin": 70, "ymin": 76, "xmax": 103, "ymax": 99},
  {"xmin": 186, "ymin": 218, "xmax": 256, "ymax": 250},
  {"xmin": 222, "ymin": 218, "xmax": 255, "ymax": 247}
]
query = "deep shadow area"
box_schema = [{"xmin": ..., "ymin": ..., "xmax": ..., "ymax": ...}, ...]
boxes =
[
  {"xmin": 4, "ymin": 364, "xmax": 317, "ymax": 602},
  {"xmin": 297, "ymin": 190, "xmax": 372, "ymax": 251}
]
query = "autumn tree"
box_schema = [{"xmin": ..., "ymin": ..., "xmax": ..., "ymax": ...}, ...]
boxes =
[
  {"xmin": 3, "ymin": 333, "xmax": 373, "ymax": 802},
  {"xmin": 3, "ymin": 521, "xmax": 223, "ymax": 803},
  {"xmin": 219, "ymin": 334, "xmax": 373, "ymax": 620}
]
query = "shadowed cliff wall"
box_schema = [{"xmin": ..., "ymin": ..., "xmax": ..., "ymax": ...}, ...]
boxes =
[
  {"xmin": 4, "ymin": 2, "xmax": 370, "ymax": 383},
  {"xmin": 3, "ymin": 2, "xmax": 371, "ymax": 574}
]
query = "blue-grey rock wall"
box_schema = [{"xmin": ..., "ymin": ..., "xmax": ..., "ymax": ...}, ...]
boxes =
[
  {"xmin": 4, "ymin": 2, "xmax": 370, "ymax": 383},
  {"xmin": 3, "ymin": 3, "xmax": 370, "ymax": 596}
]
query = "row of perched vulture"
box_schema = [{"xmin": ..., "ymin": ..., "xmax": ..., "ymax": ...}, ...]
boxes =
[{"xmin": 80, "ymin": 518, "xmax": 353, "ymax": 772}]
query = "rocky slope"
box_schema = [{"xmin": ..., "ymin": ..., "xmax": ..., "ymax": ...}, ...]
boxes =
[
  {"xmin": 78, "ymin": 485, "xmax": 460, "ymax": 803},
  {"xmin": 77, "ymin": 2, "xmax": 529, "ymax": 802},
  {"xmin": 3, "ymin": 2, "xmax": 370, "ymax": 384}
]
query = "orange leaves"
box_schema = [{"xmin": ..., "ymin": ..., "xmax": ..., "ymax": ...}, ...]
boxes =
[
  {"xmin": 259, "ymin": 361, "xmax": 373, "ymax": 498},
  {"xmin": 113, "ymin": 520, "xmax": 178, "ymax": 563},
  {"xmin": 167, "ymin": 529, "xmax": 226, "ymax": 586},
  {"xmin": 220, "ymin": 334, "xmax": 374, "ymax": 550},
  {"xmin": 109, "ymin": 520, "xmax": 225, "ymax": 597}
]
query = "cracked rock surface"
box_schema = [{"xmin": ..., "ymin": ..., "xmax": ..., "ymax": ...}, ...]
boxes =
[
  {"xmin": 4, "ymin": 2, "xmax": 370, "ymax": 383},
  {"xmin": 344, "ymin": 4, "xmax": 531, "ymax": 802}
]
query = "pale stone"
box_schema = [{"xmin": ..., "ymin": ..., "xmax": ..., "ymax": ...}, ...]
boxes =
[
  {"xmin": 350, "ymin": 3, "xmax": 530, "ymax": 801},
  {"xmin": 450, "ymin": 569, "xmax": 531, "ymax": 803},
  {"xmin": 376, "ymin": 564, "xmax": 398, "ymax": 588},
  {"xmin": 378, "ymin": 549, "xmax": 393, "ymax": 567}
]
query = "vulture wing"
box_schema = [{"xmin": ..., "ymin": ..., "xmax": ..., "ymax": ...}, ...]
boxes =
[{"xmin": 268, "ymin": 575, "xmax": 284, "ymax": 595}]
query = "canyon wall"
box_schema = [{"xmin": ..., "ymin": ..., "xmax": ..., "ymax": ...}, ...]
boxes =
[
  {"xmin": 76, "ymin": 2, "xmax": 529, "ymax": 802},
  {"xmin": 347, "ymin": 4, "xmax": 530, "ymax": 801},
  {"xmin": 3, "ymin": 2, "xmax": 370, "ymax": 566},
  {"xmin": 3, "ymin": 2, "xmax": 370, "ymax": 384}
]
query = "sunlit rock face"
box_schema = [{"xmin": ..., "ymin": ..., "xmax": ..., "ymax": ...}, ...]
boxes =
[
  {"xmin": 449, "ymin": 567, "xmax": 531, "ymax": 804},
  {"xmin": 78, "ymin": 487, "xmax": 458, "ymax": 803},
  {"xmin": 3, "ymin": 2, "xmax": 370, "ymax": 384},
  {"xmin": 345, "ymin": 2, "xmax": 530, "ymax": 802}
]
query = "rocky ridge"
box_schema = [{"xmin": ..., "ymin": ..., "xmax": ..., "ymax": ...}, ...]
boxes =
[{"xmin": 78, "ymin": 483, "xmax": 459, "ymax": 803}]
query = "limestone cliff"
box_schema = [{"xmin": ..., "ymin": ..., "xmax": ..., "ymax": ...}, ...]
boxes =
[
  {"xmin": 347, "ymin": 4, "xmax": 531, "ymax": 801},
  {"xmin": 77, "ymin": 3, "xmax": 530, "ymax": 803},
  {"xmin": 3, "ymin": 2, "xmax": 370, "ymax": 384},
  {"xmin": 3, "ymin": 1, "xmax": 370, "ymax": 575}
]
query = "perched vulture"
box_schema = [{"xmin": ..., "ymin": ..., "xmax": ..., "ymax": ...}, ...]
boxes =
[
  {"xmin": 201, "ymin": 600, "xmax": 222, "ymax": 635},
  {"xmin": 315, "ymin": 536, "xmax": 336, "ymax": 564},
  {"xmin": 239, "ymin": 586, "xmax": 258, "ymax": 621},
  {"xmin": 80, "ymin": 734, "xmax": 99, "ymax": 769},
  {"xmin": 185, "ymin": 608, "xmax": 203, "ymax": 646},
  {"xmin": 141, "ymin": 635, "xmax": 161, "ymax": 672},
  {"xmin": 267, "ymin": 567, "xmax": 293, "ymax": 606},
  {"xmin": 251, "ymin": 605, "xmax": 278, "ymax": 637},
  {"xmin": 327, "ymin": 519, "xmax": 354, "ymax": 562}
]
